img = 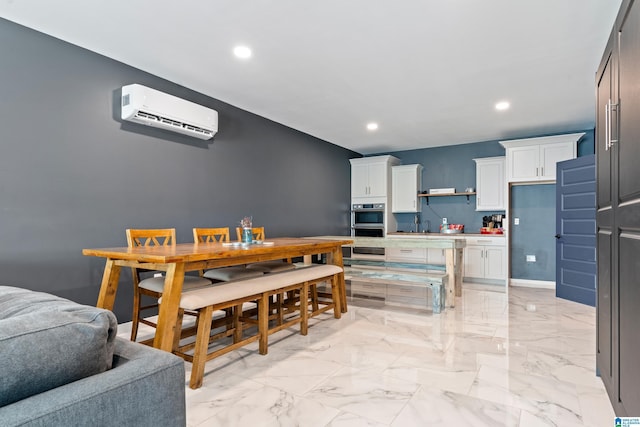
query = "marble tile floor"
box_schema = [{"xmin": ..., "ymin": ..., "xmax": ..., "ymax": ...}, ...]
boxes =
[{"xmin": 117, "ymin": 284, "xmax": 615, "ymax": 426}]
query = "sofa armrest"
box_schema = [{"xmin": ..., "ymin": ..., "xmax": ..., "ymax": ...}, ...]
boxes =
[{"xmin": 0, "ymin": 338, "xmax": 186, "ymax": 427}]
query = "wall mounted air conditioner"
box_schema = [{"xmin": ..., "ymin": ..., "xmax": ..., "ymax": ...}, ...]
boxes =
[{"xmin": 121, "ymin": 84, "xmax": 218, "ymax": 140}]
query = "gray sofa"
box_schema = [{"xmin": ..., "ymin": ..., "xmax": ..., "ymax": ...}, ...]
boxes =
[{"xmin": 0, "ymin": 286, "xmax": 186, "ymax": 427}]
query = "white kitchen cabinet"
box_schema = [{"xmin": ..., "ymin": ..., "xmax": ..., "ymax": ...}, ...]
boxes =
[
  {"xmin": 473, "ymin": 157, "xmax": 505, "ymax": 211},
  {"xmin": 385, "ymin": 284, "xmax": 428, "ymax": 309},
  {"xmin": 392, "ymin": 164, "xmax": 423, "ymax": 213},
  {"xmin": 386, "ymin": 246, "xmax": 427, "ymax": 263},
  {"xmin": 426, "ymin": 248, "xmax": 446, "ymax": 272},
  {"xmin": 350, "ymin": 155, "xmax": 400, "ymax": 199},
  {"xmin": 463, "ymin": 237, "xmax": 506, "ymax": 283},
  {"xmin": 384, "ymin": 244, "xmax": 436, "ymax": 307},
  {"xmin": 351, "ymin": 281, "xmax": 387, "ymax": 299},
  {"xmin": 500, "ymin": 133, "xmax": 584, "ymax": 183}
]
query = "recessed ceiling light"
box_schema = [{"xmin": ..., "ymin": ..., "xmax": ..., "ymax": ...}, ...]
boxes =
[
  {"xmin": 233, "ymin": 45, "xmax": 252, "ymax": 59},
  {"xmin": 366, "ymin": 122, "xmax": 379, "ymax": 131},
  {"xmin": 495, "ymin": 101, "xmax": 510, "ymax": 111}
]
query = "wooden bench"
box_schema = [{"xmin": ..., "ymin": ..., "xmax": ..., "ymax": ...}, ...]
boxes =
[
  {"xmin": 164, "ymin": 264, "xmax": 343, "ymax": 389},
  {"xmin": 344, "ymin": 259, "xmax": 447, "ymax": 313}
]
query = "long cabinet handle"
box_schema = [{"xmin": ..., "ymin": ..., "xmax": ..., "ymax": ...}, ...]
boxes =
[
  {"xmin": 605, "ymin": 100, "xmax": 610, "ymax": 151},
  {"xmin": 607, "ymin": 99, "xmax": 619, "ymax": 150},
  {"xmin": 610, "ymin": 100, "xmax": 619, "ymax": 148}
]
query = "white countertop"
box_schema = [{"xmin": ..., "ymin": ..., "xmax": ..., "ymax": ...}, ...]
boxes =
[{"xmin": 387, "ymin": 232, "xmax": 505, "ymax": 238}]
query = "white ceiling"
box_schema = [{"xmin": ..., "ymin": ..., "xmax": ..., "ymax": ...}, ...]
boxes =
[{"xmin": 0, "ymin": 0, "xmax": 621, "ymax": 154}]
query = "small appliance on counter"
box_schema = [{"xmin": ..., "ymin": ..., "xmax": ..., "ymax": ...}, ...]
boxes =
[{"xmin": 481, "ymin": 214, "xmax": 505, "ymax": 234}]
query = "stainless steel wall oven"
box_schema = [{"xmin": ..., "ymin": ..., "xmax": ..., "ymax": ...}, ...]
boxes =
[{"xmin": 351, "ymin": 203, "xmax": 385, "ymax": 257}]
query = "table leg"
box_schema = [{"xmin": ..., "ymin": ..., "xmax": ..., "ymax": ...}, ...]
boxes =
[
  {"xmin": 153, "ymin": 262, "xmax": 185, "ymax": 352},
  {"xmin": 445, "ymin": 249, "xmax": 455, "ymax": 308},
  {"xmin": 454, "ymin": 247, "xmax": 463, "ymax": 297},
  {"xmin": 96, "ymin": 259, "xmax": 121, "ymax": 310},
  {"xmin": 326, "ymin": 248, "xmax": 348, "ymax": 313}
]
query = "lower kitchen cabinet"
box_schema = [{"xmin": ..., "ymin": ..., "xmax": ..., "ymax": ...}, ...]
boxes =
[
  {"xmin": 386, "ymin": 246, "xmax": 427, "ymax": 264},
  {"xmin": 385, "ymin": 284, "xmax": 428, "ymax": 308},
  {"xmin": 427, "ymin": 248, "xmax": 445, "ymax": 272},
  {"xmin": 351, "ymin": 281, "xmax": 386, "ymax": 299},
  {"xmin": 463, "ymin": 237, "xmax": 506, "ymax": 283}
]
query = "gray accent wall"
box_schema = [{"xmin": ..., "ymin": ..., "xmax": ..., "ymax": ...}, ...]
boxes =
[{"xmin": 0, "ymin": 19, "xmax": 358, "ymax": 321}]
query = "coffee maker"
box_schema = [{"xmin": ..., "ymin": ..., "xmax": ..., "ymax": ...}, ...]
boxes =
[{"xmin": 482, "ymin": 214, "xmax": 505, "ymax": 229}]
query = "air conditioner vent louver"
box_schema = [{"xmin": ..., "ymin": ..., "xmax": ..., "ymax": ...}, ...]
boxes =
[
  {"xmin": 136, "ymin": 111, "xmax": 159, "ymax": 121},
  {"xmin": 121, "ymin": 84, "xmax": 218, "ymax": 140}
]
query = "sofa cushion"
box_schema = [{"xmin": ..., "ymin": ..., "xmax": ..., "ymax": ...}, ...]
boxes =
[{"xmin": 0, "ymin": 286, "xmax": 118, "ymax": 407}]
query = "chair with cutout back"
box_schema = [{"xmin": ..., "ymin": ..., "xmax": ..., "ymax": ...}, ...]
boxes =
[
  {"xmin": 127, "ymin": 228, "xmax": 212, "ymax": 342},
  {"xmin": 193, "ymin": 227, "xmax": 264, "ymax": 282}
]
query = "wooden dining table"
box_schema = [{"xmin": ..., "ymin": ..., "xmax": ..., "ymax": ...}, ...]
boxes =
[{"xmin": 83, "ymin": 237, "xmax": 353, "ymax": 352}]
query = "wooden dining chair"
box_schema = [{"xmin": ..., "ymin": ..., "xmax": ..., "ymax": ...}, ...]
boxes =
[
  {"xmin": 235, "ymin": 226, "xmax": 265, "ymax": 242},
  {"xmin": 193, "ymin": 227, "xmax": 264, "ymax": 282},
  {"xmin": 238, "ymin": 227, "xmax": 296, "ymax": 274},
  {"xmin": 127, "ymin": 228, "xmax": 212, "ymax": 342},
  {"xmin": 193, "ymin": 227, "xmax": 230, "ymax": 243},
  {"xmin": 235, "ymin": 226, "xmax": 301, "ymax": 323}
]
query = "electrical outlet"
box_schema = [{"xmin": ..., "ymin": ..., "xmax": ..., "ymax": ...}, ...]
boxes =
[
  {"xmin": 442, "ymin": 217, "xmax": 447, "ymax": 224},
  {"xmin": 526, "ymin": 255, "xmax": 536, "ymax": 262},
  {"xmin": 514, "ymin": 217, "xmax": 520, "ymax": 225}
]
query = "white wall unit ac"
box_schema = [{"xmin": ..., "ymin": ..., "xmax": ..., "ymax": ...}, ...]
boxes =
[{"xmin": 121, "ymin": 84, "xmax": 218, "ymax": 140}]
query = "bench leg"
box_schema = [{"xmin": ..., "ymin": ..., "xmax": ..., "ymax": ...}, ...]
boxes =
[
  {"xmin": 258, "ymin": 293, "xmax": 269, "ymax": 355},
  {"xmin": 276, "ymin": 293, "xmax": 284, "ymax": 325},
  {"xmin": 233, "ymin": 304, "xmax": 242, "ymax": 343},
  {"xmin": 431, "ymin": 284, "xmax": 443, "ymax": 314},
  {"xmin": 331, "ymin": 274, "xmax": 342, "ymax": 319},
  {"xmin": 301, "ymin": 282, "xmax": 309, "ymax": 336},
  {"xmin": 310, "ymin": 283, "xmax": 319, "ymax": 313},
  {"xmin": 190, "ymin": 306, "xmax": 214, "ymax": 389}
]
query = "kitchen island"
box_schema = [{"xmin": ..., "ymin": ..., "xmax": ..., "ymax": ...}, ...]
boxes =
[
  {"xmin": 308, "ymin": 235, "xmax": 465, "ymax": 308},
  {"xmin": 388, "ymin": 232, "xmax": 507, "ymax": 287}
]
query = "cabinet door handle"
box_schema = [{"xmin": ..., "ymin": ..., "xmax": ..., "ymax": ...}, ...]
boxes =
[
  {"xmin": 605, "ymin": 101, "xmax": 610, "ymax": 151},
  {"xmin": 607, "ymin": 99, "xmax": 619, "ymax": 150},
  {"xmin": 536, "ymin": 167, "xmax": 539, "ymax": 177},
  {"xmin": 541, "ymin": 167, "xmax": 544, "ymax": 176}
]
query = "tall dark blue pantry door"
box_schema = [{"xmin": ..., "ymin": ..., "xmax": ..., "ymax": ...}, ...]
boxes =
[{"xmin": 555, "ymin": 155, "xmax": 596, "ymax": 306}]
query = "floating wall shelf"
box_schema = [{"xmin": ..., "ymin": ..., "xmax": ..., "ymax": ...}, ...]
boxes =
[{"xmin": 418, "ymin": 192, "xmax": 476, "ymax": 205}]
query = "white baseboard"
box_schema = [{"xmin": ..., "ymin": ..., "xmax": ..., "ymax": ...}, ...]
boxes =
[{"xmin": 509, "ymin": 278, "xmax": 555, "ymax": 289}]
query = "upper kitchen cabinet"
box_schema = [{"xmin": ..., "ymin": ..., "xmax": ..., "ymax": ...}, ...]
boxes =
[
  {"xmin": 500, "ymin": 133, "xmax": 584, "ymax": 183},
  {"xmin": 392, "ymin": 164, "xmax": 423, "ymax": 213},
  {"xmin": 350, "ymin": 155, "xmax": 400, "ymax": 199},
  {"xmin": 473, "ymin": 157, "xmax": 505, "ymax": 211}
]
